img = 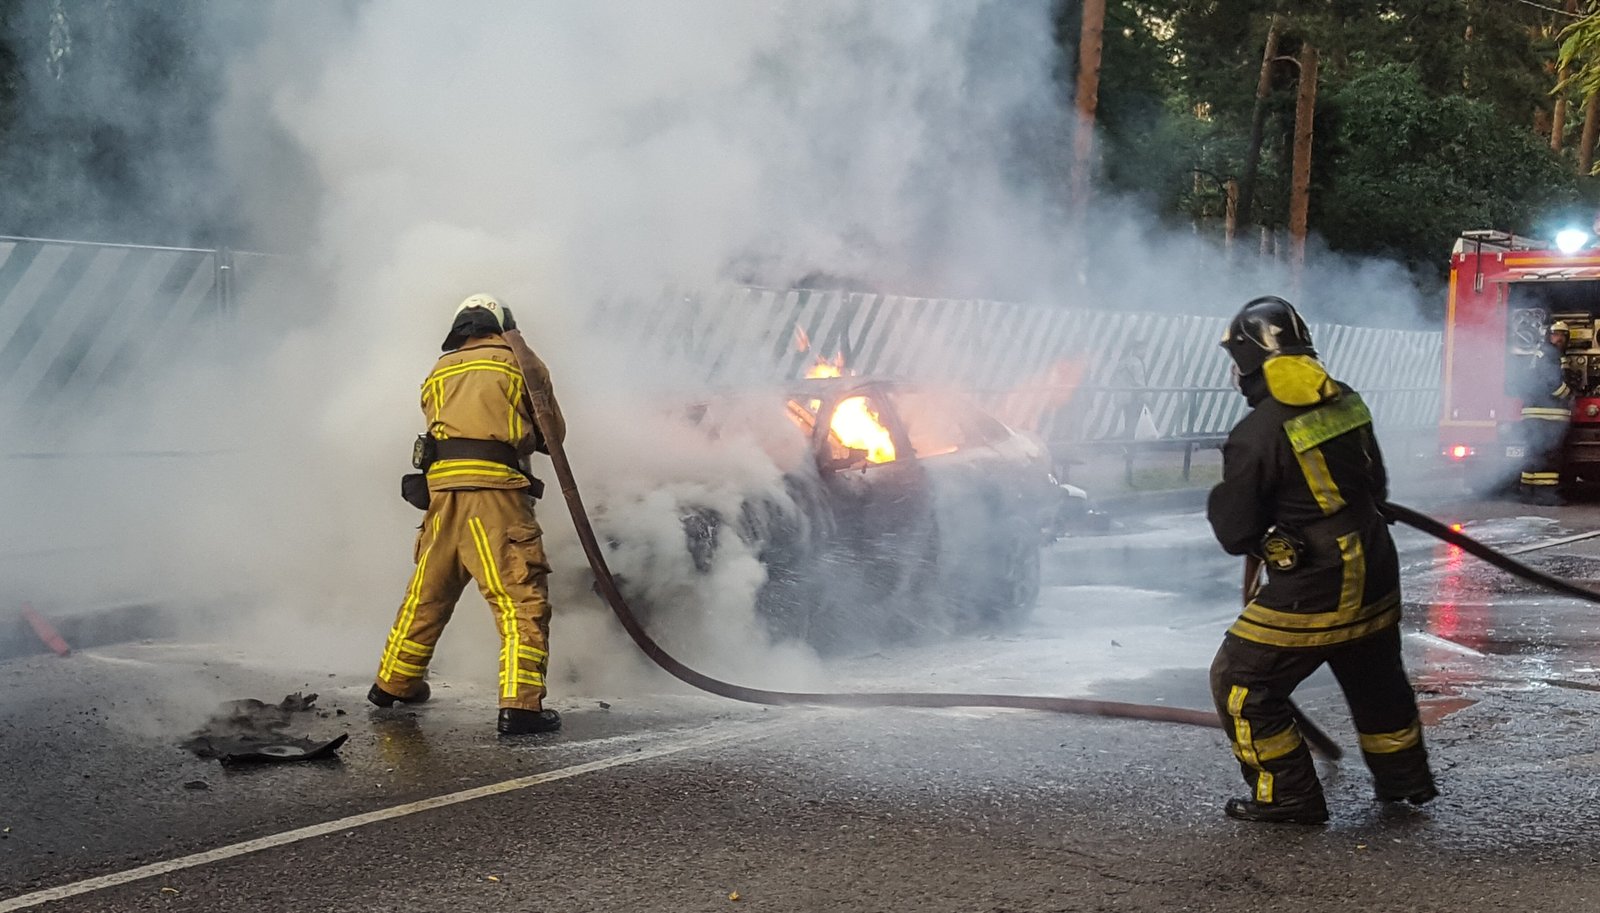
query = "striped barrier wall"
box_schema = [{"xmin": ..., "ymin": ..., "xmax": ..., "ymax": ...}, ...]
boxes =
[
  {"xmin": 591, "ymin": 287, "xmax": 1444, "ymax": 444},
  {"xmin": 0, "ymin": 237, "xmax": 1444, "ymax": 446},
  {"xmin": 0, "ymin": 236, "xmax": 227, "ymax": 426}
]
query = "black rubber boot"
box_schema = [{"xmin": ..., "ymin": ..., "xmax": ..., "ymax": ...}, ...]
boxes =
[
  {"xmin": 367, "ymin": 681, "xmax": 430, "ymax": 708},
  {"xmin": 1224, "ymin": 795, "xmax": 1329, "ymax": 825},
  {"xmin": 498, "ymin": 708, "xmax": 562, "ymax": 735},
  {"xmin": 1376, "ymin": 782, "xmax": 1439, "ymax": 806}
]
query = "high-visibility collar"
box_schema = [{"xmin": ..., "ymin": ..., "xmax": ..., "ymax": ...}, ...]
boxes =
[{"xmin": 1263, "ymin": 355, "xmax": 1339, "ymax": 407}]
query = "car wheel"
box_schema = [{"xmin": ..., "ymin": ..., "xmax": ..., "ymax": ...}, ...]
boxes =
[{"xmin": 980, "ymin": 519, "xmax": 1041, "ymax": 628}]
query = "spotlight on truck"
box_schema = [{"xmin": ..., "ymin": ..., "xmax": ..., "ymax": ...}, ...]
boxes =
[{"xmin": 1556, "ymin": 228, "xmax": 1590, "ymax": 254}]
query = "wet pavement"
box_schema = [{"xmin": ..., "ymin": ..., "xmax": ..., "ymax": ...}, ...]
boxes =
[{"xmin": 9, "ymin": 494, "xmax": 1600, "ymax": 911}]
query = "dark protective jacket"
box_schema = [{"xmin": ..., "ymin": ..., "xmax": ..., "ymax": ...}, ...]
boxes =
[
  {"xmin": 1518, "ymin": 341, "xmax": 1572, "ymax": 419},
  {"xmin": 1206, "ymin": 355, "xmax": 1400, "ymax": 649}
]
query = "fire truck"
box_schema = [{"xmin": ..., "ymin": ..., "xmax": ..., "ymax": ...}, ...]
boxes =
[{"xmin": 1440, "ymin": 229, "xmax": 1600, "ymax": 490}]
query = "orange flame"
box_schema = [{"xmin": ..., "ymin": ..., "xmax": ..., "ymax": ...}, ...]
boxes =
[
  {"xmin": 799, "ymin": 356, "xmax": 895, "ymax": 462},
  {"xmin": 831, "ymin": 395, "xmax": 896, "ymax": 462},
  {"xmin": 805, "ymin": 355, "xmax": 843, "ymax": 379}
]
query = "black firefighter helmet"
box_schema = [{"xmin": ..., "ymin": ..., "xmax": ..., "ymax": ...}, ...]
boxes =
[{"xmin": 1220, "ymin": 295, "xmax": 1316, "ymax": 376}]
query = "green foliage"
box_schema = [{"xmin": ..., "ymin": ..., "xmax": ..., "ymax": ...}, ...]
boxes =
[
  {"xmin": 1062, "ymin": 0, "xmax": 1580, "ymax": 273},
  {"xmin": 1314, "ymin": 65, "xmax": 1576, "ymax": 261}
]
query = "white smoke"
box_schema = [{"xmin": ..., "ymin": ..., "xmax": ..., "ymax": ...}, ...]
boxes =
[{"xmin": 1, "ymin": 1, "xmax": 1441, "ymax": 704}]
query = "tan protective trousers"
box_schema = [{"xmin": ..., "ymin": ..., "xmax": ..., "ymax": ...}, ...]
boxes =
[{"xmin": 375, "ymin": 488, "xmax": 552, "ymax": 711}]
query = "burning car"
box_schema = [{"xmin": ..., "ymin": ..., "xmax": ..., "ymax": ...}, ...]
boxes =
[{"xmin": 627, "ymin": 369, "xmax": 1081, "ymax": 654}]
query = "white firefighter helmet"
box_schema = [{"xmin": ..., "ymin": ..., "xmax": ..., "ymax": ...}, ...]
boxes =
[
  {"xmin": 456, "ymin": 293, "xmax": 506, "ymax": 327},
  {"xmin": 442, "ymin": 293, "xmax": 512, "ymax": 350}
]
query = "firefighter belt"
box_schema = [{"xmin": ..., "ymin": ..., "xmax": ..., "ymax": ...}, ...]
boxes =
[{"xmin": 376, "ymin": 488, "xmax": 552, "ymax": 711}]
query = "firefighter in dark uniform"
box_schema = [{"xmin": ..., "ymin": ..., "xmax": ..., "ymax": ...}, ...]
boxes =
[
  {"xmin": 1207, "ymin": 296, "xmax": 1438, "ymax": 824},
  {"xmin": 1518, "ymin": 320, "xmax": 1572, "ymax": 506}
]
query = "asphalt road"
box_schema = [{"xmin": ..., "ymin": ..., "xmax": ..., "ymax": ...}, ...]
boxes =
[{"xmin": 8, "ymin": 493, "xmax": 1600, "ymax": 912}]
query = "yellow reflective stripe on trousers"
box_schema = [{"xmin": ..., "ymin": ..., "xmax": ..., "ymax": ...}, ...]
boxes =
[
  {"xmin": 1294, "ymin": 445, "xmax": 1345, "ymax": 515},
  {"xmin": 1227, "ymin": 686, "xmax": 1259, "ymax": 767},
  {"xmin": 1359, "ymin": 720, "xmax": 1422, "ymax": 754},
  {"xmin": 469, "ymin": 517, "xmax": 523, "ymax": 700},
  {"xmin": 388, "ymin": 657, "xmax": 428, "ymax": 677},
  {"xmin": 1248, "ymin": 725, "xmax": 1303, "ymax": 763},
  {"xmin": 1522, "ymin": 408, "xmax": 1571, "ymax": 420},
  {"xmin": 383, "ymin": 513, "xmax": 440, "ymax": 680},
  {"xmin": 401, "ymin": 639, "xmax": 435, "ymax": 658},
  {"xmin": 1255, "ymin": 771, "xmax": 1274, "ymax": 803}
]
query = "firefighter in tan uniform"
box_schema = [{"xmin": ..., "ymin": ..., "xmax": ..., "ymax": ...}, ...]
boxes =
[
  {"xmin": 369, "ymin": 294, "xmax": 568, "ymax": 736},
  {"xmin": 1207, "ymin": 296, "xmax": 1437, "ymax": 824}
]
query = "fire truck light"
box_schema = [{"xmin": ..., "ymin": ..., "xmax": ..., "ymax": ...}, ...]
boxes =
[
  {"xmin": 1447, "ymin": 444, "xmax": 1472, "ymax": 461},
  {"xmin": 1556, "ymin": 228, "xmax": 1591, "ymax": 254}
]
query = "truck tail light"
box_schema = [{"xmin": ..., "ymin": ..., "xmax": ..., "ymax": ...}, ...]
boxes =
[{"xmin": 1447, "ymin": 444, "xmax": 1473, "ymax": 461}]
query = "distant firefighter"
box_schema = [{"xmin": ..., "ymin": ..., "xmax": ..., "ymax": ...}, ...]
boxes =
[
  {"xmin": 1514, "ymin": 319, "xmax": 1572, "ymax": 506},
  {"xmin": 371, "ymin": 293, "xmax": 568, "ymax": 736},
  {"xmin": 1206, "ymin": 296, "xmax": 1437, "ymax": 824}
]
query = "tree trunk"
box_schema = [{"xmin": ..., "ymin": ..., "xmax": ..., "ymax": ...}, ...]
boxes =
[
  {"xmin": 1289, "ymin": 44, "xmax": 1319, "ymax": 292},
  {"xmin": 1581, "ymin": 92, "xmax": 1600, "ymax": 175},
  {"xmin": 1556, "ymin": 0, "xmax": 1579, "ymax": 152},
  {"xmin": 1236, "ymin": 15, "xmax": 1281, "ymax": 232},
  {"xmin": 1224, "ymin": 179, "xmax": 1239, "ymax": 253},
  {"xmin": 1069, "ymin": 0, "xmax": 1106, "ymax": 220}
]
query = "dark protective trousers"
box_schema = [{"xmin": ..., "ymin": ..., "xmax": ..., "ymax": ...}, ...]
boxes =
[
  {"xmin": 1520, "ymin": 412, "xmax": 1570, "ymax": 493},
  {"xmin": 1210, "ymin": 625, "xmax": 1435, "ymax": 805}
]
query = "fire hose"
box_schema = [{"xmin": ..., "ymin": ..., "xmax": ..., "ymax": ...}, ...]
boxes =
[{"xmin": 505, "ymin": 333, "xmax": 1600, "ymax": 762}]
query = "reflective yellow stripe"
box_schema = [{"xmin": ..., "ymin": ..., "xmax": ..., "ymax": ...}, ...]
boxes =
[
  {"xmin": 1251, "ymin": 726, "xmax": 1304, "ymax": 763},
  {"xmin": 514, "ymin": 670, "xmax": 546, "ymax": 686},
  {"xmin": 1255, "ymin": 770, "xmax": 1274, "ymax": 803},
  {"xmin": 1282, "ymin": 394, "xmax": 1372, "ymax": 453},
  {"xmin": 508, "ymin": 375, "xmax": 524, "ymax": 443},
  {"xmin": 506, "ymin": 644, "xmax": 548, "ymax": 662},
  {"xmin": 426, "ymin": 360, "xmax": 522, "ymax": 384},
  {"xmin": 469, "ymin": 517, "xmax": 523, "ymax": 700},
  {"xmin": 388, "ymin": 657, "xmax": 428, "ymax": 677},
  {"xmin": 1521, "ymin": 473, "xmax": 1560, "ymax": 486},
  {"xmin": 1241, "ymin": 585, "xmax": 1396, "ymax": 633},
  {"xmin": 1359, "ymin": 720, "xmax": 1422, "ymax": 754},
  {"xmin": 1336, "ymin": 532, "xmax": 1365, "ymax": 618},
  {"xmin": 382, "ymin": 513, "xmax": 440, "ymax": 680},
  {"xmin": 1230, "ymin": 603, "xmax": 1401, "ymax": 648},
  {"xmin": 1227, "ymin": 686, "xmax": 1258, "ymax": 767},
  {"xmin": 1522, "ymin": 407, "xmax": 1571, "ymax": 420},
  {"xmin": 1294, "ymin": 445, "xmax": 1345, "ymax": 515},
  {"xmin": 401, "ymin": 639, "xmax": 435, "ymax": 657},
  {"xmin": 427, "ymin": 460, "xmax": 524, "ymax": 481}
]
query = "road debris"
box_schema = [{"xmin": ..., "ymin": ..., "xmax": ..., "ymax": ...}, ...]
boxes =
[{"xmin": 181, "ymin": 692, "xmax": 350, "ymax": 765}]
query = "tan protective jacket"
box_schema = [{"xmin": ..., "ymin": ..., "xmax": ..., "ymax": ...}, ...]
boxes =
[{"xmin": 421, "ymin": 334, "xmax": 565, "ymax": 492}]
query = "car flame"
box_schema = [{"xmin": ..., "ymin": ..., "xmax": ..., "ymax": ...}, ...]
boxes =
[{"xmin": 803, "ymin": 357, "xmax": 897, "ymax": 463}]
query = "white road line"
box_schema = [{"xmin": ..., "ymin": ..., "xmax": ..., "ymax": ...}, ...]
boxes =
[
  {"xmin": 1505, "ymin": 528, "xmax": 1600, "ymax": 556},
  {"xmin": 0, "ymin": 722, "xmax": 770, "ymax": 913}
]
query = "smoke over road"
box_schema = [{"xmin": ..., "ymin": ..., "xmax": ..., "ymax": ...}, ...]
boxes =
[{"xmin": 0, "ymin": 1, "xmax": 1439, "ymax": 708}]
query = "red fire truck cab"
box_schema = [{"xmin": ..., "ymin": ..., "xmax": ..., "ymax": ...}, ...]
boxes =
[{"xmin": 1441, "ymin": 229, "xmax": 1600, "ymax": 491}]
